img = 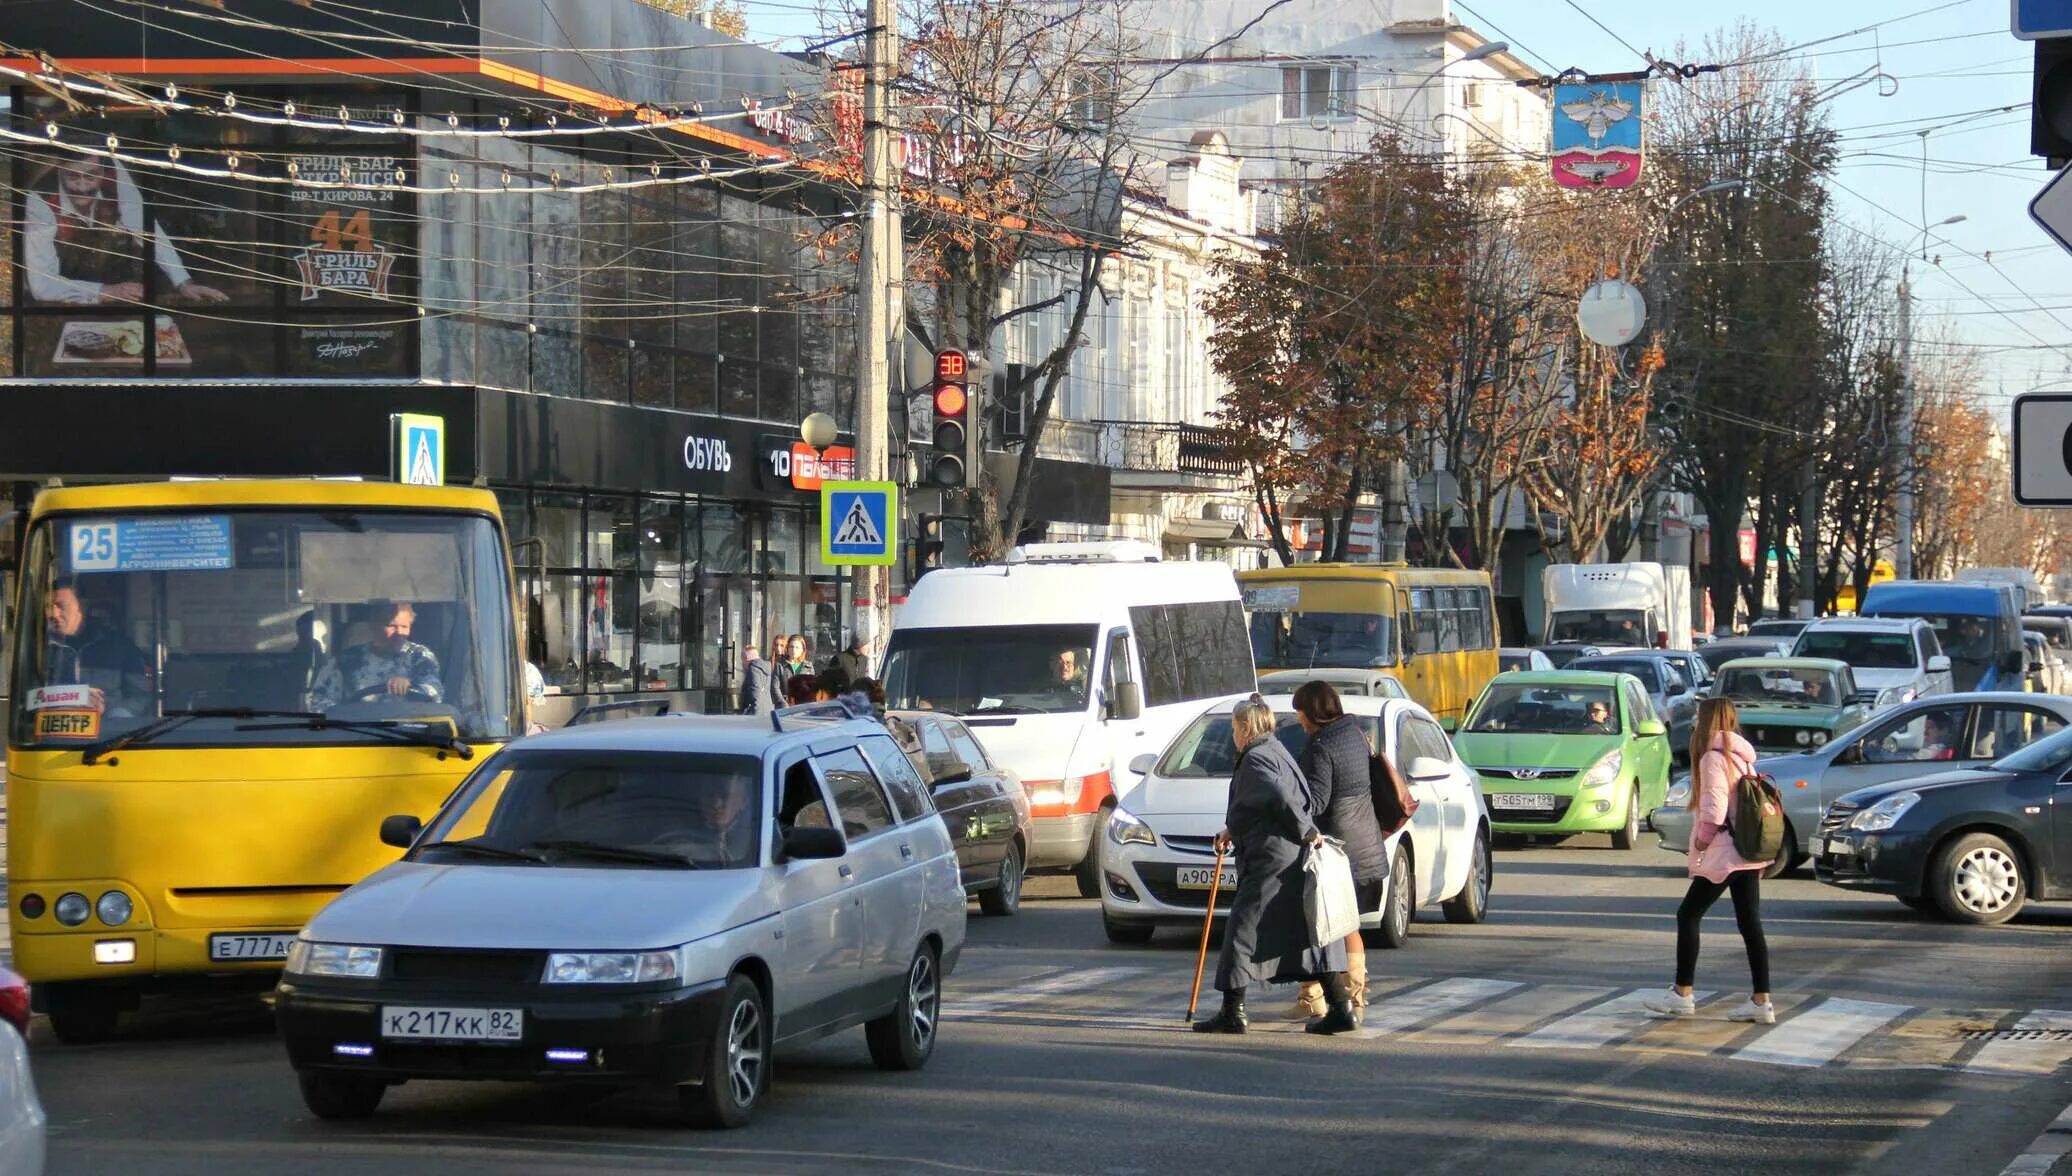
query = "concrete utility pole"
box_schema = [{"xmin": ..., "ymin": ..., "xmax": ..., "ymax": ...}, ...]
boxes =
[{"xmin": 856, "ymin": 0, "xmax": 901, "ymax": 655}]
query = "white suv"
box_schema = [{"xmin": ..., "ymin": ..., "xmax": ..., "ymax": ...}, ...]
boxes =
[{"xmin": 1789, "ymin": 617, "xmax": 1953, "ymax": 711}]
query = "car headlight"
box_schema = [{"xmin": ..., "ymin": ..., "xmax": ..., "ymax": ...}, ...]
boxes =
[
  {"xmin": 544, "ymin": 951, "xmax": 681, "ymax": 984},
  {"xmin": 1795, "ymin": 729, "xmax": 1812, "ymax": 746},
  {"xmin": 1106, "ymin": 806, "xmax": 1157, "ymax": 848},
  {"xmin": 285, "ymin": 942, "xmax": 384, "ymax": 978},
  {"xmin": 1847, "ymin": 792, "xmax": 1921, "ymax": 832},
  {"xmin": 1579, "ymin": 749, "xmax": 1624, "ymax": 790},
  {"xmin": 1811, "ymin": 731, "xmax": 1829, "ymax": 746},
  {"xmin": 96, "ymin": 891, "xmax": 133, "ymax": 926},
  {"xmin": 1664, "ymin": 777, "xmax": 1691, "ymax": 806},
  {"xmin": 52, "ymin": 892, "xmax": 90, "ymax": 927}
]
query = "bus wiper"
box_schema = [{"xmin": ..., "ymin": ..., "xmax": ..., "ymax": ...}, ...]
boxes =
[
  {"xmin": 522, "ymin": 839, "xmax": 701, "ymax": 867},
  {"xmin": 235, "ymin": 716, "xmax": 475, "ymax": 759},
  {"xmin": 82, "ymin": 709, "xmax": 325, "ymax": 765},
  {"xmin": 418, "ymin": 838, "xmax": 548, "ymax": 864}
]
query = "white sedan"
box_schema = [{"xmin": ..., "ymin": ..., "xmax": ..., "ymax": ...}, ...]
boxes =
[{"xmin": 1097, "ymin": 694, "xmax": 1491, "ymax": 947}]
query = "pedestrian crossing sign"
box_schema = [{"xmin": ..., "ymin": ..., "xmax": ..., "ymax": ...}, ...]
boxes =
[
  {"xmin": 390, "ymin": 413, "xmax": 445, "ymax": 487},
  {"xmin": 820, "ymin": 480, "xmax": 897, "ymax": 566}
]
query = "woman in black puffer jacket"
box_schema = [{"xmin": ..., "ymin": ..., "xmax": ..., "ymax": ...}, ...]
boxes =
[{"xmin": 1291, "ymin": 681, "xmax": 1389, "ymax": 1017}]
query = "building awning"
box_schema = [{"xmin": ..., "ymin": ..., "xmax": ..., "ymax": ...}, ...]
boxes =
[{"xmin": 1165, "ymin": 516, "xmax": 1267, "ymax": 547}]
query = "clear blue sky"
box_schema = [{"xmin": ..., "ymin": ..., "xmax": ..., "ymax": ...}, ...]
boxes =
[{"xmin": 739, "ymin": 0, "xmax": 2065, "ymax": 406}]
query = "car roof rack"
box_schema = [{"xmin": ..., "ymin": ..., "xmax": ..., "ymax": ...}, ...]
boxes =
[{"xmin": 770, "ymin": 701, "xmax": 866, "ymax": 732}]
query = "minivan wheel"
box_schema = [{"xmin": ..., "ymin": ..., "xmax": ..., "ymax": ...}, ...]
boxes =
[
  {"xmin": 1931, "ymin": 833, "xmax": 2027, "ymax": 926},
  {"xmin": 678, "ymin": 974, "xmax": 768, "ymax": 1128},
  {"xmin": 980, "ymin": 841, "xmax": 1024, "ymax": 917},
  {"xmin": 1366, "ymin": 850, "xmax": 1414, "ymax": 949},
  {"xmin": 866, "ymin": 943, "xmax": 941, "ymax": 1072},
  {"xmin": 1441, "ymin": 828, "xmax": 1492, "ymax": 925},
  {"xmin": 1075, "ymin": 805, "xmax": 1113, "ymax": 898},
  {"xmin": 1611, "ymin": 787, "xmax": 1641, "ymax": 851},
  {"xmin": 297, "ymin": 1071, "xmax": 387, "ymax": 1120}
]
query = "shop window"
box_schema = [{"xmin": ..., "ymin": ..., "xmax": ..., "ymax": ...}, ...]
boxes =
[
  {"xmin": 535, "ymin": 494, "xmax": 582, "ymax": 568},
  {"xmin": 768, "ymin": 578, "xmax": 806, "ymax": 664},
  {"xmin": 588, "ymin": 497, "xmax": 635, "ymax": 572},
  {"xmin": 640, "ymin": 499, "xmax": 684, "ymax": 573},
  {"xmin": 701, "ymin": 504, "xmax": 749, "ymax": 575},
  {"xmin": 808, "ymin": 580, "xmax": 843, "ymax": 666},
  {"xmin": 585, "ymin": 573, "xmax": 639, "ymax": 692},
  {"xmin": 767, "ymin": 509, "xmax": 802, "ymax": 577},
  {"xmin": 638, "ymin": 575, "xmax": 685, "ymax": 690},
  {"xmin": 535, "ymin": 573, "xmax": 584, "ymax": 692}
]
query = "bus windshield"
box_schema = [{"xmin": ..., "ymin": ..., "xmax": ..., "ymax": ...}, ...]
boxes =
[
  {"xmin": 1249, "ymin": 611, "xmax": 1395, "ymax": 670},
  {"xmin": 11, "ymin": 509, "xmax": 520, "ymax": 749},
  {"xmin": 882, "ymin": 624, "xmax": 1098, "ymax": 715}
]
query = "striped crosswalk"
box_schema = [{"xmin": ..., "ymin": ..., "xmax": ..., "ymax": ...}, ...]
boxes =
[{"xmin": 942, "ymin": 964, "xmax": 2072, "ymax": 1078}]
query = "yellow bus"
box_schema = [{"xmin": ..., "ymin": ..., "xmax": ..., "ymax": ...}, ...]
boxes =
[
  {"xmin": 1835, "ymin": 560, "xmax": 1898, "ymax": 615},
  {"xmin": 7, "ymin": 480, "xmax": 521, "ymax": 1042},
  {"xmin": 1238, "ymin": 564, "xmax": 1499, "ymax": 729}
]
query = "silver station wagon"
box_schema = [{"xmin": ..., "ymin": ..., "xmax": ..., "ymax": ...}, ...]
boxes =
[{"xmin": 275, "ymin": 708, "xmax": 967, "ymax": 1128}]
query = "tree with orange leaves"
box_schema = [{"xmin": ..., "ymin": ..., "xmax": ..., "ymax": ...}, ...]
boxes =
[{"xmin": 1518, "ymin": 340, "xmax": 1664, "ymax": 562}]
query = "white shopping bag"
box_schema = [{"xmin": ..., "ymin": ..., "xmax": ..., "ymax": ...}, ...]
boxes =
[{"xmin": 1305, "ymin": 837, "xmax": 1361, "ymax": 947}]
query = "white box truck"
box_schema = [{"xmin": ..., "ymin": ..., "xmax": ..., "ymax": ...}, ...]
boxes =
[{"xmin": 1542, "ymin": 562, "xmax": 1694, "ymax": 650}]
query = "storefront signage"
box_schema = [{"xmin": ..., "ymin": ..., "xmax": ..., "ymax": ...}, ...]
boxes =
[
  {"xmin": 768, "ymin": 440, "xmax": 857, "ymax": 491},
  {"xmin": 683, "ymin": 435, "xmax": 735, "ymax": 474},
  {"xmin": 746, "ymin": 100, "xmax": 817, "ymax": 145}
]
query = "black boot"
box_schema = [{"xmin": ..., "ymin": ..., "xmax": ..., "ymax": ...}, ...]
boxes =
[
  {"xmin": 1306, "ymin": 973, "xmax": 1360, "ymax": 1035},
  {"xmin": 1192, "ymin": 988, "xmax": 1248, "ymax": 1034}
]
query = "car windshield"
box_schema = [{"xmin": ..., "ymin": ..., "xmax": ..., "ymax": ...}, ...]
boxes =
[
  {"xmin": 1992, "ymin": 724, "xmax": 2072, "ymax": 775},
  {"xmin": 1156, "ymin": 710, "xmax": 1380, "ymax": 778},
  {"xmin": 1498, "ymin": 652, "xmax": 1531, "ymax": 672},
  {"xmin": 2022, "ymin": 622, "xmax": 2072, "ymax": 650},
  {"xmin": 1572, "ymin": 658, "xmax": 1661, "ymax": 691},
  {"xmin": 10, "ymin": 508, "xmax": 519, "ymax": 749},
  {"xmin": 1699, "ymin": 644, "xmax": 1769, "ymax": 671},
  {"xmin": 417, "ymin": 749, "xmax": 763, "ymax": 868},
  {"xmin": 882, "ymin": 624, "xmax": 1096, "ymax": 715},
  {"xmin": 1718, "ymin": 666, "xmax": 1841, "ymax": 706},
  {"xmin": 1746, "ymin": 621, "xmax": 1805, "ymax": 638},
  {"xmin": 1249, "ymin": 610, "xmax": 1394, "ymax": 670},
  {"xmin": 1793, "ymin": 630, "xmax": 1918, "ymax": 669},
  {"xmin": 1467, "ymin": 683, "xmax": 1620, "ymax": 735},
  {"xmin": 1912, "ymin": 613, "xmax": 2002, "ymax": 661},
  {"xmin": 1539, "ymin": 646, "xmax": 1592, "ymax": 669},
  {"xmin": 1547, "ymin": 610, "xmax": 1648, "ymax": 646}
]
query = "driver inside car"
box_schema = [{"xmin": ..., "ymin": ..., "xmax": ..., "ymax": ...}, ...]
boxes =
[{"xmin": 311, "ymin": 599, "xmax": 443, "ymax": 709}]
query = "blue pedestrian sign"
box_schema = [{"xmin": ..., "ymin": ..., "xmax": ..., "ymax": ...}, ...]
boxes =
[
  {"xmin": 391, "ymin": 413, "xmax": 445, "ymax": 486},
  {"xmin": 2014, "ymin": 0, "xmax": 2072, "ymax": 39},
  {"xmin": 820, "ymin": 480, "xmax": 897, "ymax": 566}
]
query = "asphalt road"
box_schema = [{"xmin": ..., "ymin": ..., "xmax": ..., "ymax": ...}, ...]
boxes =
[{"xmin": 27, "ymin": 841, "xmax": 2072, "ymax": 1176}]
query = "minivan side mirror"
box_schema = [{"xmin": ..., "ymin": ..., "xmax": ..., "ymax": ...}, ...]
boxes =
[
  {"xmin": 1927, "ymin": 655, "xmax": 1951, "ymax": 673},
  {"xmin": 781, "ymin": 826, "xmax": 847, "ymax": 861},
  {"xmin": 1129, "ymin": 752, "xmax": 1158, "ymax": 777},
  {"xmin": 1110, "ymin": 681, "xmax": 1144, "ymax": 722},
  {"xmin": 379, "ymin": 814, "xmax": 423, "ymax": 849},
  {"xmin": 2003, "ymin": 649, "xmax": 2029, "ymax": 675}
]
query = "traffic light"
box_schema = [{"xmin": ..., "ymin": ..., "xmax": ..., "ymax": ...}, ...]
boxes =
[
  {"xmin": 913, "ymin": 513, "xmax": 945, "ymax": 581},
  {"xmin": 2036, "ymin": 39, "xmax": 2072, "ymax": 164},
  {"xmin": 929, "ymin": 349, "xmax": 970, "ymax": 488}
]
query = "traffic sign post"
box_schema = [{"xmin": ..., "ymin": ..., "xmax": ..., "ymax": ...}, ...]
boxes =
[
  {"xmin": 2012, "ymin": 393, "xmax": 2072, "ymax": 506},
  {"xmin": 390, "ymin": 413, "xmax": 445, "ymax": 486},
  {"xmin": 2015, "ymin": 0, "xmax": 2072, "ymax": 39},
  {"xmin": 821, "ymin": 480, "xmax": 899, "ymax": 565}
]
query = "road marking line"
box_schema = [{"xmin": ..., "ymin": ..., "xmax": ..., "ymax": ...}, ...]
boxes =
[
  {"xmin": 1404, "ymin": 984, "xmax": 1617, "ymax": 1046},
  {"xmin": 1351, "ymin": 977, "xmax": 1521, "ymax": 1040},
  {"xmin": 1967, "ymin": 1010, "xmax": 2072, "ymax": 1077},
  {"xmin": 946, "ymin": 967, "xmax": 1150, "ymax": 1015},
  {"xmin": 1512, "ymin": 989, "xmax": 1713, "ymax": 1052},
  {"xmin": 1998, "ymin": 1098, "xmax": 2072, "ymax": 1176},
  {"xmin": 1730, "ymin": 998, "xmax": 1910, "ymax": 1069}
]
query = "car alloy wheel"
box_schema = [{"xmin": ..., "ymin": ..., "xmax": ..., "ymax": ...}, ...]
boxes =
[
  {"xmin": 1954, "ymin": 846, "xmax": 2022, "ymax": 916},
  {"xmin": 905, "ymin": 950, "xmax": 939, "ymax": 1054},
  {"xmin": 679, "ymin": 974, "xmax": 768, "ymax": 1128},
  {"xmin": 1443, "ymin": 828, "xmax": 1491, "ymax": 925},
  {"xmin": 724, "ymin": 993, "xmax": 766, "ymax": 1110},
  {"xmin": 867, "ymin": 943, "xmax": 942, "ymax": 1070},
  {"xmin": 1366, "ymin": 848, "xmax": 1414, "ymax": 949},
  {"xmin": 1611, "ymin": 786, "xmax": 1640, "ymax": 851}
]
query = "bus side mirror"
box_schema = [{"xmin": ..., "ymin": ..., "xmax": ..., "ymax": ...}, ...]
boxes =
[
  {"xmin": 379, "ymin": 814, "xmax": 423, "ymax": 849},
  {"xmin": 1110, "ymin": 681, "xmax": 1143, "ymax": 722}
]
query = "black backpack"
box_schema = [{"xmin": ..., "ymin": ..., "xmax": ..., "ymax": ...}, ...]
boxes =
[{"xmin": 1724, "ymin": 752, "xmax": 1786, "ymax": 864}]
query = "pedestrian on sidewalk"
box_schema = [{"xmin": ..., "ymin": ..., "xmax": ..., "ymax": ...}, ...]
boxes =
[
  {"xmin": 1194, "ymin": 695, "xmax": 1358, "ymax": 1036},
  {"xmin": 1290, "ymin": 681, "xmax": 1387, "ymax": 1020},
  {"xmin": 1644, "ymin": 696, "xmax": 1776, "ymax": 1025}
]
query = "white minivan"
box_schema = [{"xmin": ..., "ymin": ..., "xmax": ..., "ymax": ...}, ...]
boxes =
[{"xmin": 880, "ymin": 541, "xmax": 1255, "ymax": 896}]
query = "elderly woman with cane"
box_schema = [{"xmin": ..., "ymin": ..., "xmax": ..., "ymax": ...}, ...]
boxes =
[{"xmin": 1192, "ymin": 696, "xmax": 1358, "ymax": 1036}]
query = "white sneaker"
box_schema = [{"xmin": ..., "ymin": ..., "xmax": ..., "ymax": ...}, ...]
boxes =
[
  {"xmin": 1642, "ymin": 987, "xmax": 1696, "ymax": 1017},
  {"xmin": 1728, "ymin": 999, "xmax": 1776, "ymax": 1025}
]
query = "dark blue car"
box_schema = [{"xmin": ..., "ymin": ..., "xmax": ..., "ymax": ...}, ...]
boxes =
[{"xmin": 1816, "ymin": 718, "xmax": 2072, "ymax": 924}]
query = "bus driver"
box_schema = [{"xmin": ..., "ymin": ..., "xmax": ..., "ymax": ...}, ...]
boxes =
[{"xmin": 312, "ymin": 600, "xmax": 444, "ymax": 708}]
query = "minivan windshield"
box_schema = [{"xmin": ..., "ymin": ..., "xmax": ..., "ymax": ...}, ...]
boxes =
[
  {"xmin": 1793, "ymin": 630, "xmax": 1919, "ymax": 669},
  {"xmin": 417, "ymin": 749, "xmax": 763, "ymax": 869},
  {"xmin": 882, "ymin": 624, "xmax": 1097, "ymax": 715},
  {"xmin": 11, "ymin": 508, "xmax": 519, "ymax": 748}
]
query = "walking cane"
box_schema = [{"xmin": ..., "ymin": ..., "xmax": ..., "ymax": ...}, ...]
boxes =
[{"xmin": 1185, "ymin": 841, "xmax": 1227, "ymax": 1024}]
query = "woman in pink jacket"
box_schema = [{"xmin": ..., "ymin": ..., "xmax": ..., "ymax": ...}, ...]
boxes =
[{"xmin": 1643, "ymin": 697, "xmax": 1775, "ymax": 1024}]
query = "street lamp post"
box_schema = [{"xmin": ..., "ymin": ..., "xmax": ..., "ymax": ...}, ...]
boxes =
[{"xmin": 1894, "ymin": 213, "xmax": 1966, "ymax": 582}]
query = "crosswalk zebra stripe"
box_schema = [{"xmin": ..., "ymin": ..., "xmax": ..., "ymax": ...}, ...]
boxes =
[
  {"xmin": 1512, "ymin": 989, "xmax": 1712, "ymax": 1052},
  {"xmin": 1351, "ymin": 977, "xmax": 1522, "ymax": 1040},
  {"xmin": 1730, "ymin": 998, "xmax": 1910, "ymax": 1069},
  {"xmin": 1966, "ymin": 1010, "xmax": 2072, "ymax": 1077},
  {"xmin": 1404, "ymin": 984, "xmax": 1618, "ymax": 1046},
  {"xmin": 947, "ymin": 967, "xmax": 1150, "ymax": 1015}
]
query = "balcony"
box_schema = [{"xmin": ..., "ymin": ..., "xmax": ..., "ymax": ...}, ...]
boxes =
[{"xmin": 1045, "ymin": 418, "xmax": 1242, "ymax": 487}]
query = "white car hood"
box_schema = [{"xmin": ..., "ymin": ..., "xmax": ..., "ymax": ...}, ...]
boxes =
[
  {"xmin": 1122, "ymin": 772, "xmax": 1231, "ymax": 819},
  {"xmin": 305, "ymin": 860, "xmax": 777, "ymax": 951},
  {"xmin": 1849, "ymin": 667, "xmax": 1921, "ymax": 692}
]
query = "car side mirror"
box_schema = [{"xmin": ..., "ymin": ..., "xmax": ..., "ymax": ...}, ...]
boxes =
[
  {"xmin": 1407, "ymin": 755, "xmax": 1451, "ymax": 783},
  {"xmin": 379, "ymin": 814, "xmax": 423, "ymax": 849},
  {"xmin": 1110, "ymin": 681, "xmax": 1143, "ymax": 722},
  {"xmin": 1926, "ymin": 655, "xmax": 1951, "ymax": 673},
  {"xmin": 1636, "ymin": 719, "xmax": 1668, "ymax": 738},
  {"xmin": 1128, "ymin": 752, "xmax": 1158, "ymax": 777},
  {"xmin": 781, "ymin": 826, "xmax": 847, "ymax": 861}
]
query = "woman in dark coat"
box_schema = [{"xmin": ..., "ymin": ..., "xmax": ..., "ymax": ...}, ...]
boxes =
[
  {"xmin": 1194, "ymin": 696, "xmax": 1357, "ymax": 1036},
  {"xmin": 1292, "ymin": 680, "xmax": 1389, "ymax": 1016}
]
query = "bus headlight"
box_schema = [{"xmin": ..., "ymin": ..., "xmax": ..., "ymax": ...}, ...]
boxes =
[
  {"xmin": 53, "ymin": 893, "xmax": 90, "ymax": 927},
  {"xmin": 96, "ymin": 891, "xmax": 133, "ymax": 927}
]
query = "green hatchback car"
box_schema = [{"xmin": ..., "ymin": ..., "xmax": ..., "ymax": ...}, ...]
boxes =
[
  {"xmin": 1711, "ymin": 657, "xmax": 1871, "ymax": 756},
  {"xmin": 1453, "ymin": 671, "xmax": 1675, "ymax": 850}
]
